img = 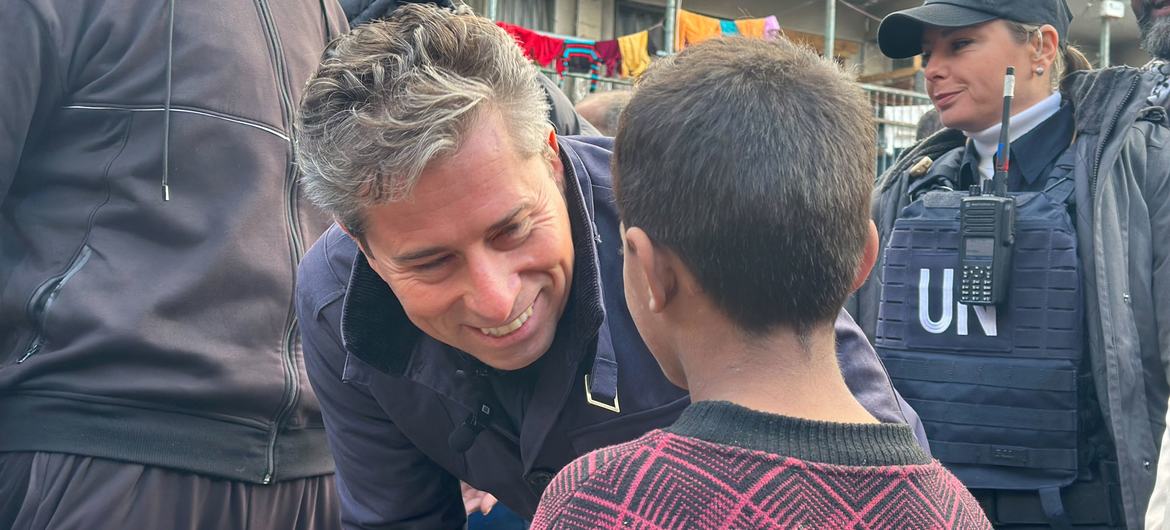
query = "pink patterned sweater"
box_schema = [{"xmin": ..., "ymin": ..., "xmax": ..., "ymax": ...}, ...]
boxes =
[{"xmin": 532, "ymin": 401, "xmax": 991, "ymax": 529}]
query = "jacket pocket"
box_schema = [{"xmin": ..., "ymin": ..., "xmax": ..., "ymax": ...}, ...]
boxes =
[{"xmin": 20, "ymin": 245, "xmax": 94, "ymax": 363}]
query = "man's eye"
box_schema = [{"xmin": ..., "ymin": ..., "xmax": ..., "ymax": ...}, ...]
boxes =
[
  {"xmin": 414, "ymin": 256, "xmax": 451, "ymax": 271},
  {"xmin": 952, "ymin": 39, "xmax": 972, "ymax": 50},
  {"xmin": 921, "ymin": 52, "xmax": 931, "ymax": 66},
  {"xmin": 497, "ymin": 222, "xmax": 530, "ymax": 243}
]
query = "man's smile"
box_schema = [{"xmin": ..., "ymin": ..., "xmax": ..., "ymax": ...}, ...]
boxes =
[{"xmin": 478, "ymin": 302, "xmax": 535, "ymax": 338}]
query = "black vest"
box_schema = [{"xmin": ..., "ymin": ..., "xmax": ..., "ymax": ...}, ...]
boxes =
[{"xmin": 875, "ymin": 147, "xmax": 1119, "ymax": 526}]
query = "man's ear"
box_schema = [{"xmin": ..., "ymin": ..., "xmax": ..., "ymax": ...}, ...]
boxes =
[
  {"xmin": 851, "ymin": 220, "xmax": 880, "ymax": 292},
  {"xmin": 624, "ymin": 226, "xmax": 675, "ymax": 313},
  {"xmin": 547, "ymin": 127, "xmax": 559, "ymax": 156},
  {"xmin": 338, "ymin": 222, "xmax": 375, "ymax": 260},
  {"xmin": 545, "ymin": 127, "xmax": 566, "ymax": 186}
]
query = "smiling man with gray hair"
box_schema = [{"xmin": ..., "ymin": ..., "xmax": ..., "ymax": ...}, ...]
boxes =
[{"xmin": 292, "ymin": 4, "xmax": 925, "ymax": 528}]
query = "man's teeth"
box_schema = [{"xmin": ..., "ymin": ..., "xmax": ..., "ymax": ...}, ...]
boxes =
[{"xmin": 480, "ymin": 304, "xmax": 534, "ymax": 337}]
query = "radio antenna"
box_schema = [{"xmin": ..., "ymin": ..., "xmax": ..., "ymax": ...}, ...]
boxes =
[{"xmin": 992, "ymin": 66, "xmax": 1015, "ymax": 197}]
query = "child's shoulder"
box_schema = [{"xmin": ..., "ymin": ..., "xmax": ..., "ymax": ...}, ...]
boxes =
[
  {"xmin": 548, "ymin": 429, "xmax": 672, "ymax": 495},
  {"xmin": 531, "ymin": 429, "xmax": 675, "ymax": 529}
]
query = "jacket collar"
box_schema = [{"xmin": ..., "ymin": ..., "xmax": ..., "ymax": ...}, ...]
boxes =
[
  {"xmin": 958, "ymin": 102, "xmax": 1075, "ymax": 189},
  {"xmin": 879, "ymin": 128, "xmax": 967, "ymax": 194},
  {"xmin": 1064, "ymin": 66, "xmax": 1149, "ymax": 135}
]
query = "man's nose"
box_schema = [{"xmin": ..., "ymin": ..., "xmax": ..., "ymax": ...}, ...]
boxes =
[{"xmin": 463, "ymin": 249, "xmax": 522, "ymax": 324}]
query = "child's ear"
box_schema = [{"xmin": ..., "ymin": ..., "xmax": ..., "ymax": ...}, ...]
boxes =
[
  {"xmin": 851, "ymin": 220, "xmax": 880, "ymax": 293},
  {"xmin": 624, "ymin": 227, "xmax": 675, "ymax": 313}
]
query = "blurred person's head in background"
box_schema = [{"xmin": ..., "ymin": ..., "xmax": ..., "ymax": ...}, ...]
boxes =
[
  {"xmin": 575, "ymin": 91, "xmax": 632, "ymax": 137},
  {"xmin": 1133, "ymin": 0, "xmax": 1170, "ymax": 60},
  {"xmin": 916, "ymin": 107, "xmax": 944, "ymax": 140}
]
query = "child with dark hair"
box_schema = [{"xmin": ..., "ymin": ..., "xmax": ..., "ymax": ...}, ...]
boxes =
[{"xmin": 530, "ymin": 36, "xmax": 990, "ymax": 530}]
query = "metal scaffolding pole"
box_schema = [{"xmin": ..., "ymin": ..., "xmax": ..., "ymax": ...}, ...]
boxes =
[
  {"xmin": 665, "ymin": 0, "xmax": 678, "ymax": 54},
  {"xmin": 487, "ymin": 0, "xmax": 498, "ymax": 20},
  {"xmin": 1099, "ymin": 17, "xmax": 1112, "ymax": 68},
  {"xmin": 825, "ymin": 0, "xmax": 836, "ymax": 59},
  {"xmin": 1098, "ymin": 1, "xmax": 1126, "ymax": 68}
]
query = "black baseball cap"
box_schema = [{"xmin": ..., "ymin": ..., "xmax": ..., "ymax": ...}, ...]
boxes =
[{"xmin": 877, "ymin": 0, "xmax": 1074, "ymax": 59}]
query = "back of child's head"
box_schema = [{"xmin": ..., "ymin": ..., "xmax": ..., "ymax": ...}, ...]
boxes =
[{"xmin": 613, "ymin": 36, "xmax": 875, "ymax": 336}]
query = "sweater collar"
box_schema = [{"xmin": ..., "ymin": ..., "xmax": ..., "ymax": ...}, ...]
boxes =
[{"xmin": 667, "ymin": 401, "xmax": 932, "ymax": 467}]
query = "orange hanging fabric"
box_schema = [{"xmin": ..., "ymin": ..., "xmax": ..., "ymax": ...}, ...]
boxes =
[
  {"xmin": 734, "ymin": 18, "xmax": 767, "ymax": 39},
  {"xmin": 675, "ymin": 10, "xmax": 722, "ymax": 50}
]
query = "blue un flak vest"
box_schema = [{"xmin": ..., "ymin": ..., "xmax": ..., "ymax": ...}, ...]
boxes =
[{"xmin": 876, "ymin": 147, "xmax": 1084, "ymax": 521}]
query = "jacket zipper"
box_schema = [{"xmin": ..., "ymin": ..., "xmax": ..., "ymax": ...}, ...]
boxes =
[
  {"xmin": 254, "ymin": 0, "xmax": 306, "ymax": 484},
  {"xmin": 20, "ymin": 245, "xmax": 94, "ymax": 362},
  {"xmin": 1091, "ymin": 75, "xmax": 1141, "ymax": 198},
  {"xmin": 1084, "ymin": 74, "xmax": 1143, "ymax": 530}
]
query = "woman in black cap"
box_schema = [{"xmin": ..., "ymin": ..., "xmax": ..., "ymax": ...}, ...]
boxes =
[
  {"xmin": 878, "ymin": 0, "xmax": 1089, "ymax": 181},
  {"xmin": 852, "ymin": 0, "xmax": 1170, "ymax": 528}
]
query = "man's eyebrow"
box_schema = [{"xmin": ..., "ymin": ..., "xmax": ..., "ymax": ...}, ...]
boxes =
[
  {"xmin": 391, "ymin": 203, "xmax": 531, "ymax": 264},
  {"xmin": 486, "ymin": 203, "xmax": 530, "ymax": 235}
]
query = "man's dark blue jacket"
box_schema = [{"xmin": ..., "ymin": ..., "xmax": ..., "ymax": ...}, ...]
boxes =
[{"xmin": 296, "ymin": 136, "xmax": 927, "ymax": 528}]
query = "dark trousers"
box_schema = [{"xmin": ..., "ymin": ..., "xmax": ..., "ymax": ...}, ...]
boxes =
[
  {"xmin": 0, "ymin": 452, "xmax": 340, "ymax": 530},
  {"xmin": 468, "ymin": 504, "xmax": 530, "ymax": 530}
]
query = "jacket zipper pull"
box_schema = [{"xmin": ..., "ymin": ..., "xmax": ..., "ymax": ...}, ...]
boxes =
[{"xmin": 19, "ymin": 339, "xmax": 44, "ymax": 363}]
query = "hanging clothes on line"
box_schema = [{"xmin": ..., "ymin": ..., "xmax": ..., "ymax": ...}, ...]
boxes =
[
  {"xmin": 558, "ymin": 38, "xmax": 603, "ymax": 90},
  {"xmin": 498, "ymin": 12, "xmax": 789, "ymax": 81},
  {"xmin": 734, "ymin": 17, "xmax": 767, "ymax": 39},
  {"xmin": 675, "ymin": 10, "xmax": 721, "ymax": 50},
  {"xmin": 498, "ymin": 22, "xmax": 564, "ymax": 67},
  {"xmin": 763, "ymin": 16, "xmax": 781, "ymax": 40},
  {"xmin": 618, "ymin": 30, "xmax": 651, "ymax": 78},
  {"xmin": 594, "ymin": 40, "xmax": 622, "ymax": 78}
]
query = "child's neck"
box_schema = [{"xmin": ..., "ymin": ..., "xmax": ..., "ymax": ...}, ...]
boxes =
[{"xmin": 678, "ymin": 322, "xmax": 878, "ymax": 425}]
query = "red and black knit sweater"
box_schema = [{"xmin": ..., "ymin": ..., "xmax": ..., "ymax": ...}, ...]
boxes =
[{"xmin": 532, "ymin": 401, "xmax": 991, "ymax": 529}]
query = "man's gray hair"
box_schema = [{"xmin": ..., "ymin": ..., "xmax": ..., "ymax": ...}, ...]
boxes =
[{"xmin": 295, "ymin": 4, "xmax": 550, "ymax": 235}]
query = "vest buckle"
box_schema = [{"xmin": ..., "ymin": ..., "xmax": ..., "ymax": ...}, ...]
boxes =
[{"xmin": 584, "ymin": 374, "xmax": 620, "ymax": 413}]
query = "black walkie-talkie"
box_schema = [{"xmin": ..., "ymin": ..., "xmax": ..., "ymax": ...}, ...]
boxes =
[{"xmin": 958, "ymin": 67, "xmax": 1016, "ymax": 306}]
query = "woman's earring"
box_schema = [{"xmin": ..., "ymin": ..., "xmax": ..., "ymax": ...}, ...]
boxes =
[{"xmin": 1034, "ymin": 66, "xmax": 1046, "ymax": 76}]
